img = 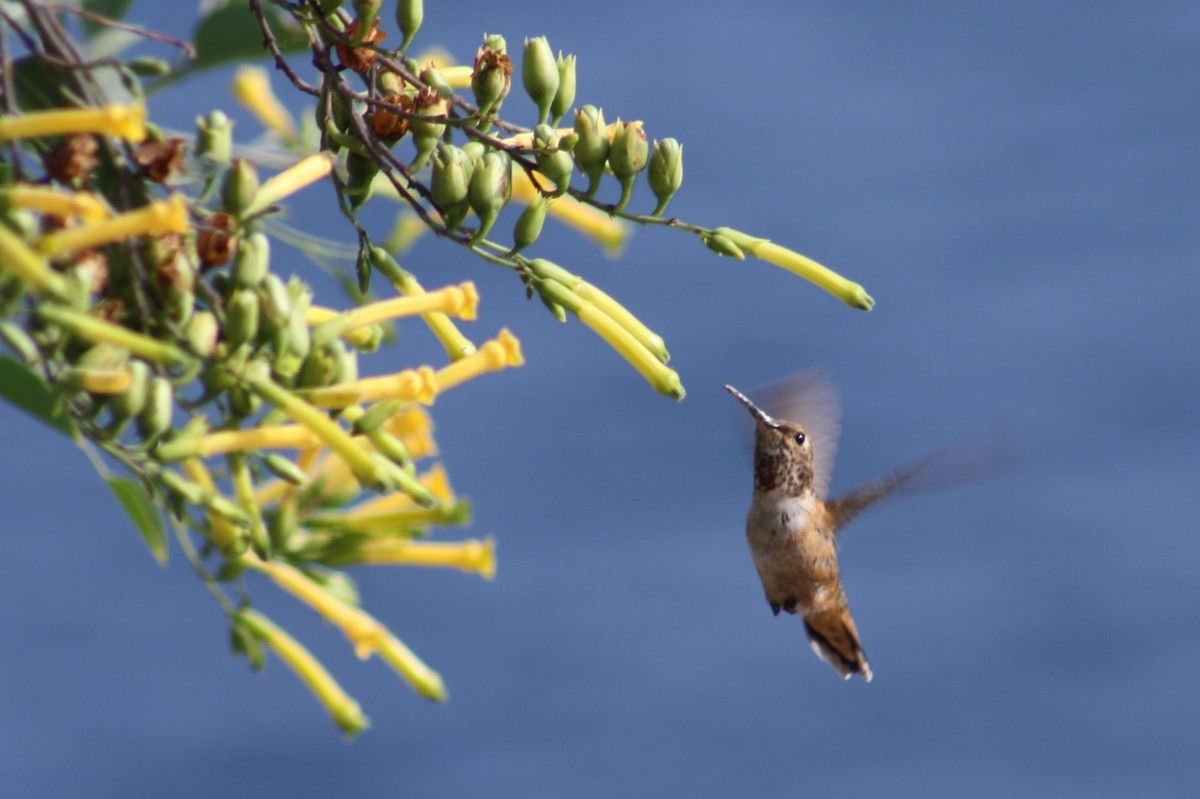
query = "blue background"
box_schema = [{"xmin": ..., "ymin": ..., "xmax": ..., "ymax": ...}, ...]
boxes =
[{"xmin": 2, "ymin": 1, "xmax": 1198, "ymax": 796}]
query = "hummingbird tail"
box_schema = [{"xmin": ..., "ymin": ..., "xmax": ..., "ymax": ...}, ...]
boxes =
[{"xmin": 803, "ymin": 609, "xmax": 873, "ymax": 683}]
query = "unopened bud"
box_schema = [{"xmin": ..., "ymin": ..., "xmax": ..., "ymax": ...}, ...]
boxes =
[
  {"xmin": 472, "ymin": 37, "xmax": 513, "ymax": 119},
  {"xmin": 511, "ymin": 193, "xmax": 550, "ymax": 254},
  {"xmin": 345, "ymin": 150, "xmax": 379, "ymax": 209},
  {"xmin": 522, "ymin": 37, "xmax": 559, "ymax": 126},
  {"xmin": 431, "ymin": 144, "xmax": 472, "ymax": 231},
  {"xmin": 110, "ymin": 359, "xmax": 151, "ymax": 421},
  {"xmin": 138, "ymin": 375, "xmax": 174, "ymax": 442},
  {"xmin": 467, "ymin": 150, "xmax": 512, "ymax": 242},
  {"xmin": 533, "ymin": 126, "xmax": 573, "ymax": 197},
  {"xmin": 185, "ymin": 310, "xmax": 220, "ymax": 357},
  {"xmin": 573, "ymin": 105, "xmax": 609, "ymax": 198},
  {"xmin": 396, "ymin": 0, "xmax": 424, "ymax": 51},
  {"xmin": 221, "ymin": 158, "xmax": 260, "ymax": 216},
  {"xmin": 609, "ymin": 120, "xmax": 648, "ymax": 214},
  {"xmin": 226, "ymin": 288, "xmax": 261, "ymax": 348},
  {"xmin": 647, "ymin": 138, "xmax": 683, "ymax": 216},
  {"xmin": 550, "ymin": 53, "xmax": 577, "ymax": 126},
  {"xmin": 232, "ymin": 231, "xmax": 270, "ymax": 288},
  {"xmin": 196, "ymin": 111, "xmax": 232, "ymax": 164}
]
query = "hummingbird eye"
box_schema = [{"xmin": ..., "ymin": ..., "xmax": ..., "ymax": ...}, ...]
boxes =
[{"xmin": 794, "ymin": 432, "xmax": 806, "ymax": 446}]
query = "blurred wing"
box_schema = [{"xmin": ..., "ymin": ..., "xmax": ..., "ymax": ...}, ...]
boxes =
[{"xmin": 755, "ymin": 370, "xmax": 842, "ymax": 498}]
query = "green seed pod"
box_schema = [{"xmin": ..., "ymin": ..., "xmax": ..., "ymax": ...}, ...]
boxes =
[
  {"xmin": 534, "ymin": 127, "xmax": 574, "ymax": 197},
  {"xmin": 511, "ymin": 193, "xmax": 550, "ymax": 254},
  {"xmin": 647, "ymin": 138, "xmax": 683, "ymax": 216},
  {"xmin": 472, "ymin": 37, "xmax": 513, "ymax": 119},
  {"xmin": 110, "ymin": 359, "xmax": 150, "ymax": 421},
  {"xmin": 138, "ymin": 375, "xmax": 174, "ymax": 442},
  {"xmin": 550, "ymin": 52, "xmax": 577, "ymax": 126},
  {"xmin": 467, "ymin": 150, "xmax": 512, "ymax": 242},
  {"xmin": 396, "ymin": 0, "xmax": 424, "ymax": 51},
  {"xmin": 221, "ymin": 158, "xmax": 260, "ymax": 217},
  {"xmin": 232, "ymin": 231, "xmax": 270, "ymax": 288},
  {"xmin": 609, "ymin": 120, "xmax": 648, "ymax": 214},
  {"xmin": 573, "ymin": 105, "xmax": 609, "ymax": 198},
  {"xmin": 225, "ymin": 288, "xmax": 261, "ymax": 349},
  {"xmin": 185, "ymin": 310, "xmax": 219, "ymax": 357},
  {"xmin": 196, "ymin": 110, "xmax": 233, "ymax": 164},
  {"xmin": 522, "ymin": 37, "xmax": 559, "ymax": 126},
  {"xmin": 283, "ymin": 280, "xmax": 312, "ymax": 364},
  {"xmin": 297, "ymin": 342, "xmax": 339, "ymax": 388},
  {"xmin": 345, "ymin": 149, "xmax": 379, "ymax": 209}
]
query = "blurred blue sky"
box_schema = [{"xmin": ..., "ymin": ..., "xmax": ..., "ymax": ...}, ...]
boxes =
[{"xmin": 2, "ymin": 1, "xmax": 1198, "ymax": 797}]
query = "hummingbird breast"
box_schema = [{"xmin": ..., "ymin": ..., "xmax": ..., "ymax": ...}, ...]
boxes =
[{"xmin": 744, "ymin": 494, "xmax": 841, "ymax": 616}]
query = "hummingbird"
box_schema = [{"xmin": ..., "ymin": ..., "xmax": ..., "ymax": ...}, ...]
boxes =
[{"xmin": 725, "ymin": 372, "xmax": 970, "ymax": 683}]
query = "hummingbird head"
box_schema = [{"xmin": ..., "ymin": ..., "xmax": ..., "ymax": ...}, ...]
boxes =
[{"xmin": 724, "ymin": 384, "xmax": 815, "ymax": 496}]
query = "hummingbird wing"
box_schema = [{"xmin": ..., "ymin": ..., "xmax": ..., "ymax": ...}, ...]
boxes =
[
  {"xmin": 756, "ymin": 370, "xmax": 842, "ymax": 499},
  {"xmin": 827, "ymin": 422, "xmax": 1022, "ymax": 533}
]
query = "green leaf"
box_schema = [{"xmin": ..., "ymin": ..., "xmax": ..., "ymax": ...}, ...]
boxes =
[
  {"xmin": 0, "ymin": 356, "xmax": 78, "ymax": 439},
  {"xmin": 153, "ymin": 1, "xmax": 310, "ymax": 90},
  {"xmin": 108, "ymin": 476, "xmax": 168, "ymax": 565},
  {"xmin": 81, "ymin": 0, "xmax": 135, "ymax": 38}
]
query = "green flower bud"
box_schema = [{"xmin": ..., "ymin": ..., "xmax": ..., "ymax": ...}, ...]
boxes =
[
  {"xmin": 703, "ymin": 231, "xmax": 745, "ymax": 259},
  {"xmin": 511, "ymin": 193, "xmax": 550, "ymax": 254},
  {"xmin": 185, "ymin": 310, "xmax": 219, "ymax": 357},
  {"xmin": 609, "ymin": 120, "xmax": 648, "ymax": 214},
  {"xmin": 377, "ymin": 70, "xmax": 405, "ymax": 96},
  {"xmin": 550, "ymin": 52, "xmax": 577, "ymax": 126},
  {"xmin": 409, "ymin": 89, "xmax": 447, "ymax": 171},
  {"xmin": 431, "ymin": 144, "xmax": 472, "ymax": 230},
  {"xmin": 534, "ymin": 125, "xmax": 573, "ymax": 197},
  {"xmin": 573, "ymin": 105, "xmax": 609, "ymax": 198},
  {"xmin": 232, "ymin": 231, "xmax": 270, "ymax": 288},
  {"xmin": 221, "ymin": 158, "xmax": 260, "ymax": 217},
  {"xmin": 522, "ymin": 37, "xmax": 559, "ymax": 126},
  {"xmin": 352, "ymin": 0, "xmax": 382, "ymax": 33},
  {"xmin": 261, "ymin": 453, "xmax": 311, "ymax": 486},
  {"xmin": 110, "ymin": 359, "xmax": 150, "ymax": 421},
  {"xmin": 420, "ymin": 64, "xmax": 453, "ymax": 99},
  {"xmin": 225, "ymin": 288, "xmax": 261, "ymax": 348},
  {"xmin": 127, "ymin": 57, "xmax": 171, "ymax": 77},
  {"xmin": 196, "ymin": 110, "xmax": 233, "ymax": 164},
  {"xmin": 345, "ymin": 149, "xmax": 378, "ymax": 209},
  {"xmin": 0, "ymin": 320, "xmax": 40, "ymax": 365},
  {"xmin": 257, "ymin": 273, "xmax": 292, "ymax": 332},
  {"xmin": 297, "ymin": 341, "xmax": 342, "ymax": 388},
  {"xmin": 647, "ymin": 138, "xmax": 683, "ymax": 216},
  {"xmin": 138, "ymin": 375, "xmax": 174, "ymax": 442},
  {"xmin": 467, "ymin": 150, "xmax": 512, "ymax": 242},
  {"xmin": 283, "ymin": 279, "xmax": 312, "ymax": 364},
  {"xmin": 396, "ymin": 0, "xmax": 424, "ymax": 51}
]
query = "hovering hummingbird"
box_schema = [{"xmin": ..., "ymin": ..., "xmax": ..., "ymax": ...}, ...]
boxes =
[{"xmin": 725, "ymin": 372, "xmax": 991, "ymax": 683}]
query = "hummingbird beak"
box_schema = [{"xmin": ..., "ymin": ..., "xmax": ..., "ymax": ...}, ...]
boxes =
[{"xmin": 723, "ymin": 384, "xmax": 778, "ymax": 428}]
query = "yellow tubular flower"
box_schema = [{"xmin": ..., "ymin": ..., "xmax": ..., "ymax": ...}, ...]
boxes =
[
  {"xmin": 231, "ymin": 66, "xmax": 298, "ymax": 143},
  {"xmin": 391, "ymin": 271, "xmax": 477, "ymax": 361},
  {"xmin": 39, "ymin": 193, "xmax": 190, "ymax": 258},
  {"xmin": 305, "ymin": 365, "xmax": 439, "ymax": 409},
  {"xmin": 576, "ymin": 303, "xmax": 685, "ymax": 400},
  {"xmin": 510, "ymin": 171, "xmax": 629, "ymax": 255},
  {"xmin": 353, "ymin": 463, "xmax": 453, "ymax": 515},
  {"xmin": 181, "ymin": 458, "xmax": 247, "ymax": 556},
  {"xmin": 438, "ymin": 64, "xmax": 473, "ymax": 88},
  {"xmin": 348, "ymin": 537, "xmax": 496, "ymax": 579},
  {"xmin": 740, "ymin": 237, "xmax": 874, "ymax": 311},
  {"xmin": 195, "ymin": 425, "xmax": 324, "ymax": 457},
  {"xmin": 1, "ymin": 186, "xmax": 109, "ymax": 224},
  {"xmin": 243, "ymin": 153, "xmax": 336, "ymax": 218},
  {"xmin": 245, "ymin": 552, "xmax": 388, "ymax": 659},
  {"xmin": 237, "ymin": 609, "xmax": 370, "ymax": 736},
  {"xmin": 376, "ymin": 634, "xmax": 447, "ymax": 702},
  {"xmin": 433, "ymin": 329, "xmax": 524, "ymax": 393},
  {"xmin": 0, "ymin": 224, "xmax": 69, "ymax": 297},
  {"xmin": 344, "ymin": 283, "xmax": 480, "ymax": 327},
  {"xmin": 0, "ymin": 102, "xmax": 147, "ymax": 142}
]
